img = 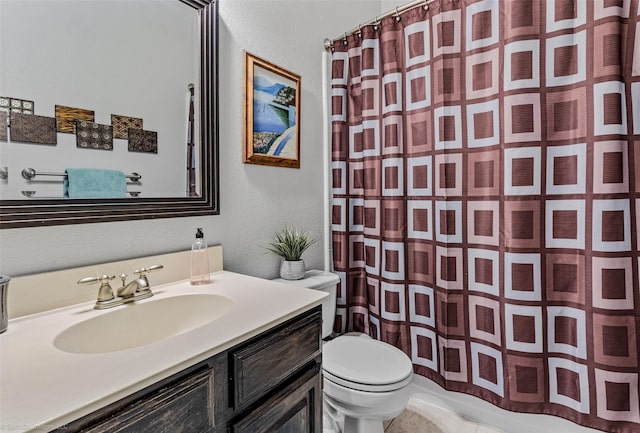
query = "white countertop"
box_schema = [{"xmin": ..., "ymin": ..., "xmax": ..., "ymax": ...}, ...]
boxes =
[{"xmin": 0, "ymin": 271, "xmax": 326, "ymax": 433}]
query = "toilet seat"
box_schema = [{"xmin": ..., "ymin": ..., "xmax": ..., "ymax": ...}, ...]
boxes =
[{"xmin": 323, "ymin": 335, "xmax": 413, "ymax": 392}]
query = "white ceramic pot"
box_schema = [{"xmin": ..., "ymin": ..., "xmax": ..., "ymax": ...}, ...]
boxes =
[{"xmin": 280, "ymin": 260, "xmax": 305, "ymax": 280}]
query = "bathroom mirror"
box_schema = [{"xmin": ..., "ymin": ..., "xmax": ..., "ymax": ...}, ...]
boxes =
[{"xmin": 0, "ymin": 0, "xmax": 219, "ymax": 228}]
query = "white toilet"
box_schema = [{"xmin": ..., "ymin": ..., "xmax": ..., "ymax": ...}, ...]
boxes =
[{"xmin": 274, "ymin": 270, "xmax": 414, "ymax": 433}]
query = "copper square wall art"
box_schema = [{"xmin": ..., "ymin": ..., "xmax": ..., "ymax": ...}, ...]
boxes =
[
  {"xmin": 0, "ymin": 112, "xmax": 7, "ymax": 142},
  {"xmin": 75, "ymin": 120, "xmax": 114, "ymax": 150},
  {"xmin": 128, "ymin": 128, "xmax": 158, "ymax": 153},
  {"xmin": 55, "ymin": 105, "xmax": 95, "ymax": 133},
  {"xmin": 9, "ymin": 112, "xmax": 57, "ymax": 145},
  {"xmin": 111, "ymin": 114, "xmax": 143, "ymax": 140}
]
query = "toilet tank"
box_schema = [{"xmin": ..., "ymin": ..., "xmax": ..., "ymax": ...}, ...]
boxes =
[{"xmin": 273, "ymin": 270, "xmax": 339, "ymax": 339}]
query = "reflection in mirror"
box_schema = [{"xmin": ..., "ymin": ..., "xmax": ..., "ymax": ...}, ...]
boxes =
[{"xmin": 0, "ymin": 0, "xmax": 218, "ymax": 227}]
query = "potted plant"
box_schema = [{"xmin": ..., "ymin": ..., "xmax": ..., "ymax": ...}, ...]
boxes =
[{"xmin": 264, "ymin": 226, "xmax": 316, "ymax": 280}]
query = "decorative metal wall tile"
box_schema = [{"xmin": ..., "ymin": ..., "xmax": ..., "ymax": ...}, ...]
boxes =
[
  {"xmin": 111, "ymin": 114, "xmax": 143, "ymax": 139},
  {"xmin": 0, "ymin": 112, "xmax": 7, "ymax": 142},
  {"xmin": 0, "ymin": 97, "xmax": 34, "ymax": 117},
  {"xmin": 75, "ymin": 120, "xmax": 114, "ymax": 150},
  {"xmin": 128, "ymin": 128, "xmax": 157, "ymax": 153},
  {"xmin": 55, "ymin": 105, "xmax": 94, "ymax": 133},
  {"xmin": 9, "ymin": 112, "xmax": 57, "ymax": 145}
]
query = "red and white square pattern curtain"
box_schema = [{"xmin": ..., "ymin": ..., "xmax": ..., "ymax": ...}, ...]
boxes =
[{"xmin": 329, "ymin": 1, "xmax": 640, "ymax": 432}]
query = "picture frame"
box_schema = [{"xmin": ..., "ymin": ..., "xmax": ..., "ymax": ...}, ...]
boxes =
[{"xmin": 243, "ymin": 52, "xmax": 301, "ymax": 168}]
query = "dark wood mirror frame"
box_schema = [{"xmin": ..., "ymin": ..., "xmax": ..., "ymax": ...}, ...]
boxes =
[{"xmin": 0, "ymin": 0, "xmax": 219, "ymax": 229}]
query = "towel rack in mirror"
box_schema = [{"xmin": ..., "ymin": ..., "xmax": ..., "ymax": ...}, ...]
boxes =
[
  {"xmin": 21, "ymin": 190, "xmax": 141, "ymax": 198},
  {"xmin": 21, "ymin": 168, "xmax": 142, "ymax": 182}
]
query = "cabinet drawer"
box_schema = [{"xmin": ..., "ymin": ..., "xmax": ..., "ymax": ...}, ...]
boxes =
[
  {"xmin": 80, "ymin": 367, "xmax": 215, "ymax": 433},
  {"xmin": 231, "ymin": 309, "xmax": 321, "ymax": 408}
]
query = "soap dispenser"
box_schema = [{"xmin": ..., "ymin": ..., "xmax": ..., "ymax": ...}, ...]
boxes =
[{"xmin": 191, "ymin": 228, "xmax": 211, "ymax": 285}]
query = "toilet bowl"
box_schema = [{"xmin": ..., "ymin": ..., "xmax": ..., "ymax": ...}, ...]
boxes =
[
  {"xmin": 273, "ymin": 271, "xmax": 414, "ymax": 433},
  {"xmin": 322, "ymin": 333, "xmax": 413, "ymax": 433}
]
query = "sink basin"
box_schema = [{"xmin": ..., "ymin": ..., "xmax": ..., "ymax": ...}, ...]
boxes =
[{"xmin": 54, "ymin": 294, "xmax": 234, "ymax": 354}]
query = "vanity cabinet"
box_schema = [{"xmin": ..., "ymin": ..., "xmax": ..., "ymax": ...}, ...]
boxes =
[{"xmin": 59, "ymin": 307, "xmax": 322, "ymax": 433}]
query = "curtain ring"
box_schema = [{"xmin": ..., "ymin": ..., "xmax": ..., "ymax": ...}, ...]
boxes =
[
  {"xmin": 394, "ymin": 7, "xmax": 401, "ymax": 22},
  {"xmin": 373, "ymin": 16, "xmax": 380, "ymax": 31},
  {"xmin": 424, "ymin": 0, "xmax": 429, "ymax": 10},
  {"xmin": 343, "ymin": 32, "xmax": 348, "ymax": 45},
  {"xmin": 357, "ymin": 24, "xmax": 362, "ymax": 38}
]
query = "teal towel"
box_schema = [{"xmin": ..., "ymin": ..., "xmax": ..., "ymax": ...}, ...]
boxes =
[{"xmin": 64, "ymin": 168, "xmax": 127, "ymax": 198}]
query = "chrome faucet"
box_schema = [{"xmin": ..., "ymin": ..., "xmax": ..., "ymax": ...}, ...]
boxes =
[{"xmin": 78, "ymin": 265, "xmax": 163, "ymax": 309}]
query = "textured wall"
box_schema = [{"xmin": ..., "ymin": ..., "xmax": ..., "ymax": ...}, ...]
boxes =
[{"xmin": 0, "ymin": 0, "xmax": 381, "ymax": 279}]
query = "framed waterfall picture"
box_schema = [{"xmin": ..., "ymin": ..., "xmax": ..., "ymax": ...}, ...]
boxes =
[{"xmin": 243, "ymin": 52, "xmax": 301, "ymax": 168}]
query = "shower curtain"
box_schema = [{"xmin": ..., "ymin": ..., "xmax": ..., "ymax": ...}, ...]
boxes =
[{"xmin": 329, "ymin": 1, "xmax": 640, "ymax": 432}]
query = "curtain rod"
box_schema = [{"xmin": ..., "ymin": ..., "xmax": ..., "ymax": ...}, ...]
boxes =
[{"xmin": 324, "ymin": 0, "xmax": 438, "ymax": 51}]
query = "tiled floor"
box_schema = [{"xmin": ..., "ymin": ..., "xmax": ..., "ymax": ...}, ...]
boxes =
[
  {"xmin": 384, "ymin": 399, "xmax": 504, "ymax": 433},
  {"xmin": 384, "ymin": 409, "xmax": 444, "ymax": 433},
  {"xmin": 324, "ymin": 397, "xmax": 505, "ymax": 433}
]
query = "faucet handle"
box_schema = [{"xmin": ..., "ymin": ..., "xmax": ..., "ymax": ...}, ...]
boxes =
[
  {"xmin": 134, "ymin": 264, "xmax": 164, "ymax": 277},
  {"xmin": 77, "ymin": 274, "xmax": 116, "ymax": 304},
  {"xmin": 134, "ymin": 265, "xmax": 164, "ymax": 284},
  {"xmin": 77, "ymin": 274, "xmax": 116, "ymax": 285},
  {"xmin": 133, "ymin": 265, "xmax": 163, "ymax": 293}
]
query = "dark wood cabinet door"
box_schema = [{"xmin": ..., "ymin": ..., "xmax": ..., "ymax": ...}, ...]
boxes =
[
  {"xmin": 230, "ymin": 364, "xmax": 322, "ymax": 433},
  {"xmin": 72, "ymin": 367, "xmax": 215, "ymax": 433}
]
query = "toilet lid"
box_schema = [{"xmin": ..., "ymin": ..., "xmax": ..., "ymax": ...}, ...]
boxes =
[{"xmin": 323, "ymin": 335, "xmax": 413, "ymax": 392}]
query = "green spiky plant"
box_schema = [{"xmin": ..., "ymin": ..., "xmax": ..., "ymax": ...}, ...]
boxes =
[{"xmin": 264, "ymin": 226, "xmax": 316, "ymax": 261}]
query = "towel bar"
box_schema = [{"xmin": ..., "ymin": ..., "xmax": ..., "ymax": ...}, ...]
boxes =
[
  {"xmin": 21, "ymin": 168, "xmax": 142, "ymax": 182},
  {"xmin": 21, "ymin": 191, "xmax": 141, "ymax": 198}
]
